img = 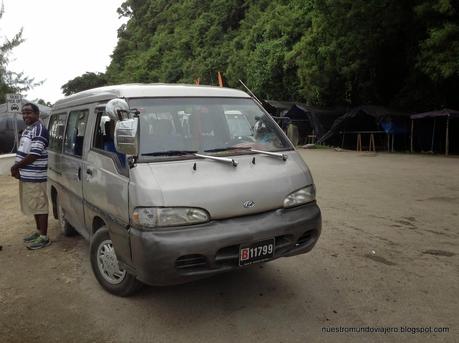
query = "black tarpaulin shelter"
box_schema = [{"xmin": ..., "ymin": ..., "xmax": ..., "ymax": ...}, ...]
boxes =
[
  {"xmin": 264, "ymin": 100, "xmax": 344, "ymax": 144},
  {"xmin": 263, "ymin": 100, "xmax": 295, "ymax": 131},
  {"xmin": 284, "ymin": 104, "xmax": 344, "ymax": 143},
  {"xmin": 317, "ymin": 105, "xmax": 411, "ymax": 151},
  {"xmin": 410, "ymin": 108, "xmax": 459, "ymax": 156},
  {"xmin": 263, "ymin": 100, "xmax": 293, "ymax": 116}
]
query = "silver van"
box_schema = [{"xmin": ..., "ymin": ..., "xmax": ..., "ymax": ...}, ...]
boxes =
[{"xmin": 47, "ymin": 84, "xmax": 321, "ymax": 296}]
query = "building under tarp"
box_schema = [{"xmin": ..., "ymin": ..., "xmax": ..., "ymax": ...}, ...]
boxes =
[
  {"xmin": 284, "ymin": 104, "xmax": 344, "ymax": 144},
  {"xmin": 264, "ymin": 100, "xmax": 344, "ymax": 145},
  {"xmin": 263, "ymin": 100, "xmax": 293, "ymax": 116},
  {"xmin": 263, "ymin": 100, "xmax": 294, "ymax": 132},
  {"xmin": 317, "ymin": 105, "xmax": 411, "ymax": 151},
  {"xmin": 0, "ymin": 101, "xmax": 51, "ymax": 154},
  {"xmin": 410, "ymin": 108, "xmax": 459, "ymax": 156}
]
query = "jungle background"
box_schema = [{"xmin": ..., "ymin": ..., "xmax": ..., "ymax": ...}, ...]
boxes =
[{"xmin": 2, "ymin": 0, "xmax": 459, "ymax": 111}]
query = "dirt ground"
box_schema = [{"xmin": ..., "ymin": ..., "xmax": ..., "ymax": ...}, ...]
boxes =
[{"xmin": 0, "ymin": 149, "xmax": 458, "ymax": 343}]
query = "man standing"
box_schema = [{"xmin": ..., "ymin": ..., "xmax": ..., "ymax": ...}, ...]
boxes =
[{"xmin": 10, "ymin": 103, "xmax": 50, "ymax": 250}]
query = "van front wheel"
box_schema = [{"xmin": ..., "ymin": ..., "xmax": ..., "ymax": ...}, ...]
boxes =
[{"xmin": 90, "ymin": 227, "xmax": 142, "ymax": 296}]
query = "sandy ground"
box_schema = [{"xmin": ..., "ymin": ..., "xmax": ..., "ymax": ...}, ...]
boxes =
[{"xmin": 0, "ymin": 149, "xmax": 458, "ymax": 343}]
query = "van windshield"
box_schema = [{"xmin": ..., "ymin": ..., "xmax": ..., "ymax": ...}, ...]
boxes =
[{"xmin": 129, "ymin": 97, "xmax": 292, "ymax": 160}]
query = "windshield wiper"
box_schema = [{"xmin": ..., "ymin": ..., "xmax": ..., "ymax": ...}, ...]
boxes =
[
  {"xmin": 204, "ymin": 147, "xmax": 252, "ymax": 153},
  {"xmin": 250, "ymin": 149, "xmax": 288, "ymax": 161},
  {"xmin": 194, "ymin": 153, "xmax": 238, "ymax": 167},
  {"xmin": 142, "ymin": 150, "xmax": 197, "ymax": 156}
]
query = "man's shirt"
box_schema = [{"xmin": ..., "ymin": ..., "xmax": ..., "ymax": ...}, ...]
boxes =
[{"xmin": 15, "ymin": 121, "xmax": 49, "ymax": 182}]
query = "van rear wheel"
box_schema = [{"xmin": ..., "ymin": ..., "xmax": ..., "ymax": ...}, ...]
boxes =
[
  {"xmin": 56, "ymin": 194, "xmax": 77, "ymax": 236},
  {"xmin": 90, "ymin": 227, "xmax": 142, "ymax": 296}
]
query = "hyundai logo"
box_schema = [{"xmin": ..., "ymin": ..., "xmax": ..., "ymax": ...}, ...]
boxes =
[{"xmin": 243, "ymin": 200, "xmax": 255, "ymax": 208}]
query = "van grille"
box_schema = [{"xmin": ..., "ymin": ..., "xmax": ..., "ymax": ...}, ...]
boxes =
[
  {"xmin": 296, "ymin": 230, "xmax": 317, "ymax": 247},
  {"xmin": 214, "ymin": 245, "xmax": 239, "ymax": 267},
  {"xmin": 175, "ymin": 230, "xmax": 318, "ymax": 273},
  {"xmin": 275, "ymin": 234, "xmax": 294, "ymax": 255},
  {"xmin": 175, "ymin": 254, "xmax": 208, "ymax": 270}
]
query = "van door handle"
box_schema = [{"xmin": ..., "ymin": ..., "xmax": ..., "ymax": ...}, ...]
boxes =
[
  {"xmin": 86, "ymin": 168, "xmax": 93, "ymax": 176},
  {"xmin": 77, "ymin": 167, "xmax": 81, "ymax": 181}
]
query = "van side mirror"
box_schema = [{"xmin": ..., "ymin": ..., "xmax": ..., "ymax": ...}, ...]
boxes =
[
  {"xmin": 114, "ymin": 118, "xmax": 139, "ymax": 156},
  {"xmin": 106, "ymin": 98, "xmax": 130, "ymax": 121}
]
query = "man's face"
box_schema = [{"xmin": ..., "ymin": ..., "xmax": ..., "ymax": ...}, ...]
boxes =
[{"xmin": 22, "ymin": 105, "xmax": 39, "ymax": 126}]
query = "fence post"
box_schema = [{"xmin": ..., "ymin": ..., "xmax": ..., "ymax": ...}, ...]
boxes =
[
  {"xmin": 445, "ymin": 116, "xmax": 450, "ymax": 156},
  {"xmin": 410, "ymin": 119, "xmax": 414, "ymax": 153},
  {"xmin": 356, "ymin": 133, "xmax": 362, "ymax": 151},
  {"xmin": 369, "ymin": 133, "xmax": 375, "ymax": 152}
]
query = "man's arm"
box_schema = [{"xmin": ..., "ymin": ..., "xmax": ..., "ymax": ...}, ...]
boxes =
[{"xmin": 11, "ymin": 154, "xmax": 39, "ymax": 179}]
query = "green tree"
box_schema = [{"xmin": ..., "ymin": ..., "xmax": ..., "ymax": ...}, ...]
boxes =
[
  {"xmin": 34, "ymin": 98, "xmax": 53, "ymax": 107},
  {"xmin": 415, "ymin": 0, "xmax": 459, "ymax": 80},
  {"xmin": 61, "ymin": 72, "xmax": 108, "ymax": 96},
  {"xmin": 0, "ymin": 3, "xmax": 37, "ymax": 102},
  {"xmin": 226, "ymin": 0, "xmax": 312, "ymax": 100},
  {"xmin": 288, "ymin": 0, "xmax": 417, "ymax": 106},
  {"xmin": 105, "ymin": 0, "xmax": 459, "ymax": 110}
]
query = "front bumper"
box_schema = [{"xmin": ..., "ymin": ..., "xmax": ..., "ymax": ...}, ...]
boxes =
[{"xmin": 129, "ymin": 202, "xmax": 321, "ymax": 286}]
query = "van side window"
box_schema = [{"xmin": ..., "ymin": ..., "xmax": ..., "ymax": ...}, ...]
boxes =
[
  {"xmin": 93, "ymin": 113, "xmax": 110, "ymax": 150},
  {"xmin": 48, "ymin": 113, "xmax": 67, "ymax": 152},
  {"xmin": 64, "ymin": 110, "xmax": 89, "ymax": 157},
  {"xmin": 93, "ymin": 112, "xmax": 126, "ymax": 167}
]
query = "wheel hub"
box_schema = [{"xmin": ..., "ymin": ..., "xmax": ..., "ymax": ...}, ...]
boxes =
[{"xmin": 97, "ymin": 240, "xmax": 126, "ymax": 284}]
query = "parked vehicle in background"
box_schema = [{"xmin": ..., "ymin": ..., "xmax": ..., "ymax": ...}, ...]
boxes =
[
  {"xmin": 47, "ymin": 84, "xmax": 321, "ymax": 296},
  {"xmin": 0, "ymin": 103, "xmax": 50, "ymax": 154},
  {"xmin": 0, "ymin": 115, "xmax": 25, "ymax": 153}
]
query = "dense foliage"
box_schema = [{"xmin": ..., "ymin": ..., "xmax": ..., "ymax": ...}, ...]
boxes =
[
  {"xmin": 75, "ymin": 0, "xmax": 459, "ymax": 110},
  {"xmin": 61, "ymin": 72, "xmax": 108, "ymax": 96}
]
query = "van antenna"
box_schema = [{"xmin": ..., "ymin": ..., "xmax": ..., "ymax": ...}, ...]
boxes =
[{"xmin": 239, "ymin": 80, "xmax": 264, "ymax": 108}]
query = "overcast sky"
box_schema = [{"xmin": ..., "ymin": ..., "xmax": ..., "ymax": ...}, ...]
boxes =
[{"xmin": 2, "ymin": 0, "xmax": 126, "ymax": 104}]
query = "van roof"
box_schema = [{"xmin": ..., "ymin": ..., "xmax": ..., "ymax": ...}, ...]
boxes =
[{"xmin": 53, "ymin": 83, "xmax": 251, "ymax": 110}]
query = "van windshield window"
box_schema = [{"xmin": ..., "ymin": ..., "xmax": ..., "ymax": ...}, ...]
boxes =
[{"xmin": 129, "ymin": 97, "xmax": 291, "ymax": 160}]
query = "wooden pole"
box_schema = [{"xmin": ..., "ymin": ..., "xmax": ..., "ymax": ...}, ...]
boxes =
[
  {"xmin": 445, "ymin": 116, "xmax": 450, "ymax": 156},
  {"xmin": 410, "ymin": 119, "xmax": 414, "ymax": 153},
  {"xmin": 430, "ymin": 118, "xmax": 436, "ymax": 153},
  {"xmin": 356, "ymin": 133, "xmax": 362, "ymax": 152},
  {"xmin": 217, "ymin": 72, "xmax": 223, "ymax": 87},
  {"xmin": 13, "ymin": 113, "xmax": 19, "ymax": 151},
  {"xmin": 369, "ymin": 133, "xmax": 375, "ymax": 152}
]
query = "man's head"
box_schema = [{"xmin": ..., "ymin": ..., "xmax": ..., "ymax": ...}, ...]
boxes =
[{"xmin": 22, "ymin": 103, "xmax": 40, "ymax": 126}]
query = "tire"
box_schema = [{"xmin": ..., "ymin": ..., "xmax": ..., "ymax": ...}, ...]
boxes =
[
  {"xmin": 90, "ymin": 227, "xmax": 142, "ymax": 296},
  {"xmin": 56, "ymin": 194, "xmax": 78, "ymax": 236}
]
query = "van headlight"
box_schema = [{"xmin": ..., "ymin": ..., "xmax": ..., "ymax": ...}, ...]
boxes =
[
  {"xmin": 131, "ymin": 207, "xmax": 210, "ymax": 229},
  {"xmin": 283, "ymin": 185, "xmax": 316, "ymax": 208}
]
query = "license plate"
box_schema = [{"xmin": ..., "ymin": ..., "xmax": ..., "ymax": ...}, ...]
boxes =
[{"xmin": 239, "ymin": 239, "xmax": 275, "ymax": 266}]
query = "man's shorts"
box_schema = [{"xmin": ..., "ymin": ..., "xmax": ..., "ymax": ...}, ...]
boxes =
[{"xmin": 19, "ymin": 181, "xmax": 49, "ymax": 215}]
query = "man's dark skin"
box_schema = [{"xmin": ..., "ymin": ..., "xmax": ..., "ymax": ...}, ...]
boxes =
[{"xmin": 11, "ymin": 105, "xmax": 48, "ymax": 236}]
